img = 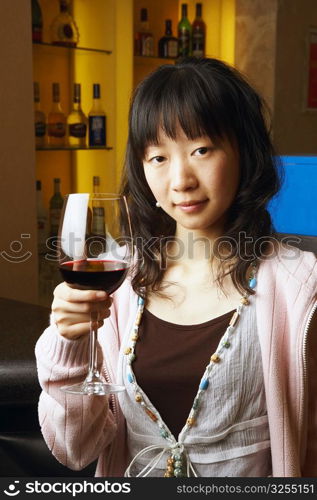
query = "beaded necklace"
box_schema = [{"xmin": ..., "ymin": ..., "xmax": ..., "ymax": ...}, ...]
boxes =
[{"xmin": 124, "ymin": 262, "xmax": 258, "ymax": 477}]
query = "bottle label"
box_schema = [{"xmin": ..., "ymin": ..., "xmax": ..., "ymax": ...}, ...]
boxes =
[
  {"xmin": 35, "ymin": 121, "xmax": 46, "ymax": 137},
  {"xmin": 89, "ymin": 116, "xmax": 106, "ymax": 146},
  {"xmin": 92, "ymin": 207, "xmax": 105, "ymax": 235},
  {"xmin": 178, "ymin": 29, "xmax": 190, "ymax": 56},
  {"xmin": 167, "ymin": 40, "xmax": 178, "ymax": 58},
  {"xmin": 50, "ymin": 208, "xmax": 62, "ymax": 235},
  {"xmin": 142, "ymin": 35, "xmax": 154, "ymax": 56},
  {"xmin": 57, "ymin": 23, "xmax": 74, "ymax": 41},
  {"xmin": 48, "ymin": 122, "xmax": 66, "ymax": 138},
  {"xmin": 192, "ymin": 32, "xmax": 205, "ymax": 57},
  {"xmin": 69, "ymin": 123, "xmax": 87, "ymax": 138}
]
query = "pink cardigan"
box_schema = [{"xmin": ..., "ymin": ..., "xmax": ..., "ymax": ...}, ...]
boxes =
[{"xmin": 35, "ymin": 244, "xmax": 317, "ymax": 476}]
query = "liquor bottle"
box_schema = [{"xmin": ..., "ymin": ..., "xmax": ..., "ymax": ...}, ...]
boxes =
[
  {"xmin": 49, "ymin": 178, "xmax": 64, "ymax": 237},
  {"xmin": 50, "ymin": 0, "xmax": 79, "ymax": 47},
  {"xmin": 178, "ymin": 3, "xmax": 192, "ymax": 58},
  {"xmin": 134, "ymin": 8, "xmax": 154, "ymax": 56},
  {"xmin": 88, "ymin": 84, "xmax": 106, "ymax": 147},
  {"xmin": 192, "ymin": 3, "xmax": 206, "ymax": 57},
  {"xmin": 36, "ymin": 180, "xmax": 48, "ymax": 253},
  {"xmin": 158, "ymin": 20, "xmax": 178, "ymax": 59},
  {"xmin": 92, "ymin": 176, "xmax": 105, "ymax": 236},
  {"xmin": 47, "ymin": 83, "xmax": 66, "ymax": 147},
  {"xmin": 33, "ymin": 82, "xmax": 46, "ymax": 147},
  {"xmin": 31, "ymin": 0, "xmax": 43, "ymax": 43},
  {"xmin": 67, "ymin": 83, "xmax": 87, "ymax": 147}
]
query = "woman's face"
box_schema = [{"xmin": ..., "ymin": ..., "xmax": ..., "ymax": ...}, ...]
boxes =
[{"xmin": 143, "ymin": 127, "xmax": 240, "ymax": 238}]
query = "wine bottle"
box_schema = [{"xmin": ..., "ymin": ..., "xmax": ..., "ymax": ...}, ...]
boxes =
[
  {"xmin": 88, "ymin": 84, "xmax": 106, "ymax": 147},
  {"xmin": 158, "ymin": 20, "xmax": 178, "ymax": 59},
  {"xmin": 192, "ymin": 3, "xmax": 206, "ymax": 57},
  {"xmin": 178, "ymin": 3, "xmax": 192, "ymax": 58},
  {"xmin": 92, "ymin": 176, "xmax": 105, "ymax": 236},
  {"xmin": 31, "ymin": 0, "xmax": 43, "ymax": 43},
  {"xmin": 34, "ymin": 82, "xmax": 46, "ymax": 147},
  {"xmin": 50, "ymin": 0, "xmax": 79, "ymax": 47},
  {"xmin": 134, "ymin": 8, "xmax": 154, "ymax": 56},
  {"xmin": 47, "ymin": 83, "xmax": 66, "ymax": 147},
  {"xmin": 36, "ymin": 180, "xmax": 48, "ymax": 253},
  {"xmin": 49, "ymin": 178, "xmax": 64, "ymax": 237},
  {"xmin": 67, "ymin": 83, "xmax": 87, "ymax": 147}
]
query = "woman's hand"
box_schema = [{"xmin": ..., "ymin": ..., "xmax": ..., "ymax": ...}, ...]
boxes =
[{"xmin": 52, "ymin": 282, "xmax": 112, "ymax": 340}]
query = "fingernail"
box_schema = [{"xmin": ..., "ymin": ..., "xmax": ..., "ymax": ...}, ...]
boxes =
[{"xmin": 96, "ymin": 291, "xmax": 107, "ymax": 298}]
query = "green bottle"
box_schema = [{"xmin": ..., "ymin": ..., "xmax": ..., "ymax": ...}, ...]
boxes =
[{"xmin": 178, "ymin": 4, "xmax": 192, "ymax": 57}]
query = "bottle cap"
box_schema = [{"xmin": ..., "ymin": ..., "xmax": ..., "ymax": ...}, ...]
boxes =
[
  {"xmin": 73, "ymin": 83, "xmax": 81, "ymax": 102},
  {"xmin": 93, "ymin": 83, "xmax": 101, "ymax": 99},
  {"xmin": 196, "ymin": 3, "xmax": 202, "ymax": 17},
  {"xmin": 52, "ymin": 82, "xmax": 60, "ymax": 102},
  {"xmin": 34, "ymin": 82, "xmax": 40, "ymax": 102},
  {"xmin": 60, "ymin": 0, "xmax": 68, "ymax": 13},
  {"xmin": 140, "ymin": 8, "xmax": 148, "ymax": 22}
]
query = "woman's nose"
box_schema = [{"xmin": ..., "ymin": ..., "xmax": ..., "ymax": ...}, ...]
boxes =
[{"xmin": 170, "ymin": 158, "xmax": 198, "ymax": 192}]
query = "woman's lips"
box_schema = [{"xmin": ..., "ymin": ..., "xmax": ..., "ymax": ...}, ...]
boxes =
[{"xmin": 175, "ymin": 199, "xmax": 208, "ymax": 213}]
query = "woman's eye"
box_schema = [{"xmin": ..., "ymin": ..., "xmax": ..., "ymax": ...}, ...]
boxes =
[
  {"xmin": 150, "ymin": 156, "xmax": 165, "ymax": 164},
  {"xmin": 194, "ymin": 147, "xmax": 209, "ymax": 156}
]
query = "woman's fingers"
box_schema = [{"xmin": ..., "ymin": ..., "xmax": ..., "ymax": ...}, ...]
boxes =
[
  {"xmin": 57, "ymin": 320, "xmax": 105, "ymax": 340},
  {"xmin": 54, "ymin": 282, "xmax": 109, "ymax": 303},
  {"xmin": 51, "ymin": 282, "xmax": 112, "ymax": 340}
]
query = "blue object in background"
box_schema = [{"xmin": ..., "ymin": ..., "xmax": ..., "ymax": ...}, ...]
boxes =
[{"xmin": 268, "ymin": 156, "xmax": 317, "ymax": 236}]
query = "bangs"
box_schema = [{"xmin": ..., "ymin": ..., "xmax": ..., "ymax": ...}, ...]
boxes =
[{"xmin": 130, "ymin": 65, "xmax": 232, "ymax": 158}]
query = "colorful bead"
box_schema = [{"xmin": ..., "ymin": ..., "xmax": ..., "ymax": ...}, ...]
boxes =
[
  {"xmin": 174, "ymin": 468, "xmax": 184, "ymax": 477},
  {"xmin": 135, "ymin": 393, "xmax": 142, "ymax": 403},
  {"xmin": 249, "ymin": 277, "xmax": 257, "ymax": 289},
  {"xmin": 210, "ymin": 353, "xmax": 221, "ymax": 363},
  {"xmin": 124, "ymin": 347, "xmax": 132, "ymax": 355},
  {"xmin": 127, "ymin": 373, "xmax": 134, "ymax": 383},
  {"xmin": 135, "ymin": 312, "xmax": 143, "ymax": 325},
  {"xmin": 222, "ymin": 341, "xmax": 230, "ymax": 348},
  {"xmin": 241, "ymin": 297, "xmax": 249, "ymax": 305},
  {"xmin": 166, "ymin": 465, "xmax": 174, "ymax": 474},
  {"xmin": 199, "ymin": 378, "xmax": 209, "ymax": 390},
  {"xmin": 167, "ymin": 457, "xmax": 174, "ymax": 465},
  {"xmin": 131, "ymin": 334, "xmax": 138, "ymax": 341},
  {"xmin": 186, "ymin": 417, "xmax": 195, "ymax": 427},
  {"xmin": 145, "ymin": 408, "xmax": 158, "ymax": 421},
  {"xmin": 193, "ymin": 396, "xmax": 200, "ymax": 409},
  {"xmin": 138, "ymin": 296, "xmax": 145, "ymax": 305},
  {"xmin": 160, "ymin": 429, "xmax": 169, "ymax": 438},
  {"xmin": 128, "ymin": 353, "xmax": 136, "ymax": 363},
  {"xmin": 174, "ymin": 460, "xmax": 183, "ymax": 468},
  {"xmin": 164, "ymin": 472, "xmax": 174, "ymax": 477},
  {"xmin": 173, "ymin": 453, "xmax": 182, "ymax": 461}
]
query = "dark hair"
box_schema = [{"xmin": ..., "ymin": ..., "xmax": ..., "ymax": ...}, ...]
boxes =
[{"xmin": 121, "ymin": 57, "xmax": 282, "ymax": 297}]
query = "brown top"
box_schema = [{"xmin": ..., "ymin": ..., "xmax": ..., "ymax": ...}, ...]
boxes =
[{"xmin": 133, "ymin": 308, "xmax": 235, "ymax": 438}]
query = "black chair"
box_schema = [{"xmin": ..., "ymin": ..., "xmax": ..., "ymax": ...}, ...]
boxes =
[{"xmin": 0, "ymin": 297, "xmax": 96, "ymax": 476}]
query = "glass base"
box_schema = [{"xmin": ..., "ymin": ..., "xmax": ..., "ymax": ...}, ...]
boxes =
[{"xmin": 60, "ymin": 381, "xmax": 125, "ymax": 396}]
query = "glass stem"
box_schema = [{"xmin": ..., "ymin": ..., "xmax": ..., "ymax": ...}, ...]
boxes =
[{"xmin": 85, "ymin": 311, "xmax": 100, "ymax": 383}]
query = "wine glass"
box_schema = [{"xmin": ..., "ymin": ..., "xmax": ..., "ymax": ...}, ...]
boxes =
[{"xmin": 57, "ymin": 193, "xmax": 133, "ymax": 395}]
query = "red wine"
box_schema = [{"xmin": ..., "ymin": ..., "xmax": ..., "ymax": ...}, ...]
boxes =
[{"xmin": 59, "ymin": 259, "xmax": 129, "ymax": 294}]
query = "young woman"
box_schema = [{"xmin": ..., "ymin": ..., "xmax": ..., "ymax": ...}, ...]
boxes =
[{"xmin": 35, "ymin": 58, "xmax": 317, "ymax": 477}]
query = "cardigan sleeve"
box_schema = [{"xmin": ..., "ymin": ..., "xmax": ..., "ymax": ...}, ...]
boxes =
[
  {"xmin": 35, "ymin": 321, "xmax": 118, "ymax": 471},
  {"xmin": 303, "ymin": 306, "xmax": 317, "ymax": 476}
]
